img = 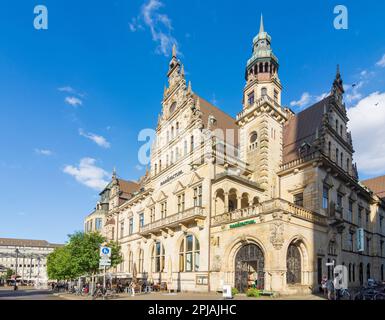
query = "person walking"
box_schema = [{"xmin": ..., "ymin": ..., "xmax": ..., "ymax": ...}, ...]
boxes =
[{"xmin": 321, "ymin": 275, "xmax": 328, "ymax": 296}]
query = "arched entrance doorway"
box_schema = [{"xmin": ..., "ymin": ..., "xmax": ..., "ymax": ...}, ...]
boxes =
[
  {"xmin": 287, "ymin": 244, "xmax": 302, "ymax": 284},
  {"xmin": 234, "ymin": 244, "xmax": 264, "ymax": 292}
]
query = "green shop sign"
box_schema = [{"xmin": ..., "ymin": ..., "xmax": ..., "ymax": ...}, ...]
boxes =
[{"xmin": 229, "ymin": 220, "xmax": 256, "ymax": 229}]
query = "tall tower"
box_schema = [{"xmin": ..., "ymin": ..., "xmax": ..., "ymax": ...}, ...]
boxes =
[
  {"xmin": 243, "ymin": 15, "xmax": 282, "ymax": 108},
  {"xmin": 237, "ymin": 15, "xmax": 288, "ymax": 196}
]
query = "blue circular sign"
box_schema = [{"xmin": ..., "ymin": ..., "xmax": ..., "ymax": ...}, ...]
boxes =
[{"xmin": 102, "ymin": 247, "xmax": 110, "ymax": 254}]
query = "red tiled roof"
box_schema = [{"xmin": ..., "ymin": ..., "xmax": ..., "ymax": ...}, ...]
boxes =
[
  {"xmin": 194, "ymin": 94, "xmax": 239, "ymax": 146},
  {"xmin": 361, "ymin": 175, "xmax": 385, "ymax": 200}
]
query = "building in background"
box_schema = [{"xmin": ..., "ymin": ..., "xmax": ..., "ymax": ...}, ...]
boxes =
[
  {"xmin": 83, "ymin": 16, "xmax": 385, "ymax": 294},
  {"xmin": 0, "ymin": 238, "xmax": 62, "ymax": 285}
]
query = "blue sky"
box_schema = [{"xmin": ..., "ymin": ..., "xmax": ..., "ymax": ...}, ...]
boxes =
[{"xmin": 1, "ymin": 0, "xmax": 385, "ymax": 243}]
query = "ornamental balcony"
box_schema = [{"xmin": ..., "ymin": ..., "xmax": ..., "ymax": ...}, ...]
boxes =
[
  {"xmin": 211, "ymin": 199, "xmax": 327, "ymax": 226},
  {"xmin": 139, "ymin": 206, "xmax": 206, "ymax": 236}
]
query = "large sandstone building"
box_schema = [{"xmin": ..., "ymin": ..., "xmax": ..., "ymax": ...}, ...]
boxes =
[{"xmin": 84, "ymin": 17, "xmax": 385, "ymax": 294}]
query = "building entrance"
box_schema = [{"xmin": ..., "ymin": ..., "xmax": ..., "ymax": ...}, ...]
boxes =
[{"xmin": 234, "ymin": 244, "xmax": 264, "ymax": 292}]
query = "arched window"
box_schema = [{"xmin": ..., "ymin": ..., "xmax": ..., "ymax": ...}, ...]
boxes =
[
  {"xmin": 341, "ymin": 152, "xmax": 343, "ymax": 167},
  {"xmin": 259, "ymin": 63, "xmax": 263, "ymax": 73},
  {"xmin": 249, "ymin": 131, "xmax": 258, "ymax": 151},
  {"xmin": 128, "ymin": 251, "xmax": 133, "ymax": 273},
  {"xmin": 367, "ymin": 263, "xmax": 371, "ymax": 281},
  {"xmin": 154, "ymin": 164, "xmax": 158, "ymax": 175},
  {"xmin": 171, "ymin": 126, "xmax": 174, "ymax": 139},
  {"xmin": 353, "ymin": 264, "xmax": 356, "ymax": 282},
  {"xmin": 169, "ymin": 102, "xmax": 177, "ymax": 114},
  {"xmin": 138, "ymin": 249, "xmax": 144, "ymax": 273},
  {"xmin": 176, "ymin": 122, "xmax": 180, "ymax": 135},
  {"xmin": 152, "ymin": 241, "xmax": 165, "ymax": 272},
  {"xmin": 264, "ymin": 62, "xmax": 269, "ymax": 73},
  {"xmin": 179, "ymin": 235, "xmax": 200, "ymax": 272},
  {"xmin": 190, "ymin": 135, "xmax": 194, "ymax": 151},
  {"xmin": 261, "ymin": 87, "xmax": 267, "ymax": 97},
  {"xmin": 328, "ymin": 141, "xmax": 331, "ymax": 157},
  {"xmin": 328, "ymin": 241, "xmax": 337, "ymax": 255},
  {"xmin": 336, "ymin": 119, "xmax": 339, "ymax": 132}
]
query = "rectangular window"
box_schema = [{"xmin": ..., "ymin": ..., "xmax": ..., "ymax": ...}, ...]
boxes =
[
  {"xmin": 337, "ymin": 193, "xmax": 343, "ymax": 213},
  {"xmin": 247, "ymin": 92, "xmax": 255, "ymax": 106},
  {"xmin": 120, "ymin": 221, "xmax": 124, "ymax": 238},
  {"xmin": 358, "ymin": 207, "xmax": 363, "ymax": 224},
  {"xmin": 139, "ymin": 213, "xmax": 144, "ymax": 228},
  {"xmin": 322, "ymin": 185, "xmax": 329, "ymax": 209},
  {"xmin": 347, "ymin": 233, "xmax": 354, "ymax": 251},
  {"xmin": 194, "ymin": 185, "xmax": 203, "ymax": 207},
  {"xmin": 95, "ymin": 218, "xmax": 102, "ymax": 230},
  {"xmin": 150, "ymin": 207, "xmax": 155, "ymax": 222},
  {"xmin": 274, "ymin": 90, "xmax": 278, "ymax": 102},
  {"xmin": 294, "ymin": 193, "xmax": 304, "ymax": 207},
  {"xmin": 129, "ymin": 218, "xmax": 133, "ymax": 235},
  {"xmin": 161, "ymin": 202, "xmax": 167, "ymax": 219},
  {"xmin": 348, "ymin": 200, "xmax": 353, "ymax": 222},
  {"xmin": 177, "ymin": 193, "xmax": 185, "ymax": 213}
]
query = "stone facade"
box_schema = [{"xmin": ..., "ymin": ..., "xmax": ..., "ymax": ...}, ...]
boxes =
[
  {"xmin": 84, "ymin": 17, "xmax": 385, "ymax": 294},
  {"xmin": 0, "ymin": 238, "xmax": 62, "ymax": 284}
]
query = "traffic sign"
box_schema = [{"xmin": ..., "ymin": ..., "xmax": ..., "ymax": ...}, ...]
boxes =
[
  {"xmin": 100, "ymin": 246, "xmax": 111, "ymax": 258},
  {"xmin": 99, "ymin": 258, "xmax": 111, "ymax": 267}
]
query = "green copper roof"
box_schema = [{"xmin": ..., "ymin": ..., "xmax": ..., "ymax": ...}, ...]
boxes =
[{"xmin": 247, "ymin": 14, "xmax": 278, "ymax": 68}]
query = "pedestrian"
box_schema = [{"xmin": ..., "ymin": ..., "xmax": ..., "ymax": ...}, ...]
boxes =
[
  {"xmin": 321, "ymin": 275, "xmax": 328, "ymax": 296},
  {"xmin": 326, "ymin": 279, "xmax": 334, "ymax": 300}
]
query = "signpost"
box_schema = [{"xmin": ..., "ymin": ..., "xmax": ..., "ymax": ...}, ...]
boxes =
[{"xmin": 99, "ymin": 246, "xmax": 111, "ymax": 300}]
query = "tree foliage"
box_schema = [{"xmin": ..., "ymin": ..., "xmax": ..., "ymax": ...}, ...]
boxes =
[{"xmin": 47, "ymin": 232, "xmax": 122, "ymax": 280}]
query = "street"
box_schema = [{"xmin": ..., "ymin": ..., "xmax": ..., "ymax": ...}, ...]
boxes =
[{"xmin": 0, "ymin": 288, "xmax": 64, "ymax": 300}]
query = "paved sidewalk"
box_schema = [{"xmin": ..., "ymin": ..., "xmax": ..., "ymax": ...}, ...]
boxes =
[{"xmin": 57, "ymin": 291, "xmax": 326, "ymax": 300}]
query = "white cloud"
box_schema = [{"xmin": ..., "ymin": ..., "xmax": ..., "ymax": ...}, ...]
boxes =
[
  {"xmin": 65, "ymin": 96, "xmax": 83, "ymax": 107},
  {"xmin": 129, "ymin": 0, "xmax": 179, "ymax": 56},
  {"xmin": 79, "ymin": 129, "xmax": 111, "ymax": 148},
  {"xmin": 58, "ymin": 86, "xmax": 76, "ymax": 94},
  {"xmin": 290, "ymin": 92, "xmax": 312, "ymax": 108},
  {"xmin": 376, "ymin": 54, "xmax": 385, "ymax": 68},
  {"xmin": 63, "ymin": 158, "xmax": 110, "ymax": 191},
  {"xmin": 35, "ymin": 148, "xmax": 53, "ymax": 156},
  {"xmin": 135, "ymin": 164, "xmax": 144, "ymax": 171},
  {"xmin": 348, "ymin": 92, "xmax": 385, "ymax": 176}
]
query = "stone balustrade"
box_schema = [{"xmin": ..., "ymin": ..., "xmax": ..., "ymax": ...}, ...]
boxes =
[{"xmin": 139, "ymin": 206, "xmax": 206, "ymax": 234}]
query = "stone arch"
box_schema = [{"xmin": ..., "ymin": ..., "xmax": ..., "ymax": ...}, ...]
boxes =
[
  {"xmin": 284, "ymin": 235, "xmax": 310, "ymax": 285},
  {"xmin": 214, "ymin": 188, "xmax": 225, "ymax": 216},
  {"xmin": 223, "ymin": 235, "xmax": 268, "ymax": 272},
  {"xmin": 241, "ymin": 192, "xmax": 250, "ymax": 209},
  {"xmin": 224, "ymin": 236, "xmax": 267, "ymax": 292},
  {"xmin": 228, "ymin": 188, "xmax": 238, "ymax": 212}
]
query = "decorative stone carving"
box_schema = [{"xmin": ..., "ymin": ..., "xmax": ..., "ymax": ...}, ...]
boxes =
[{"xmin": 270, "ymin": 222, "xmax": 284, "ymax": 250}]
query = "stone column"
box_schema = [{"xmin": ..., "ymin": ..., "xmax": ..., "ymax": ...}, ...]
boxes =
[
  {"xmin": 224, "ymin": 192, "xmax": 229, "ymax": 213},
  {"xmin": 237, "ymin": 197, "xmax": 242, "ymax": 210}
]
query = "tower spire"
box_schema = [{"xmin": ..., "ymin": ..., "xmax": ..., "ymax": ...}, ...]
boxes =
[{"xmin": 259, "ymin": 14, "xmax": 264, "ymax": 34}]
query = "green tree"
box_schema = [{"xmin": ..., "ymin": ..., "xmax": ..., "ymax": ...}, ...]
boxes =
[{"xmin": 47, "ymin": 231, "xmax": 122, "ymax": 280}]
